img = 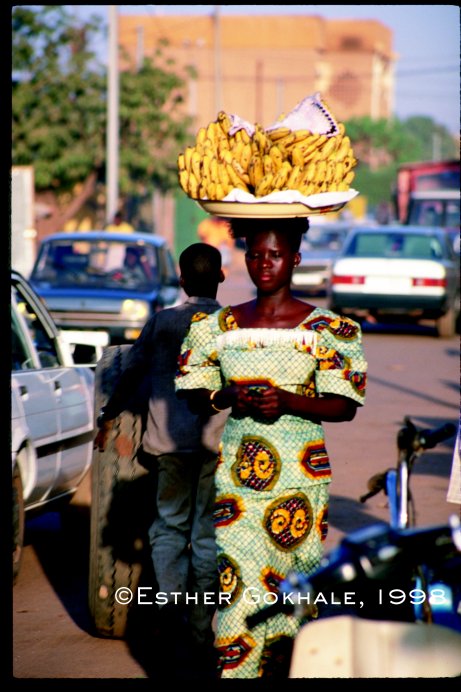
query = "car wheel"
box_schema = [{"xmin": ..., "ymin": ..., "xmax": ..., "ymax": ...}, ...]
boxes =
[
  {"xmin": 436, "ymin": 305, "xmax": 456, "ymax": 338},
  {"xmin": 88, "ymin": 345, "xmax": 156, "ymax": 639},
  {"xmin": 12, "ymin": 463, "xmax": 25, "ymax": 584}
]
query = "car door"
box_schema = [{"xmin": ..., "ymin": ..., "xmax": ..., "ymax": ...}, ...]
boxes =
[
  {"xmin": 11, "ymin": 289, "xmax": 60, "ymax": 507},
  {"xmin": 13, "ymin": 277, "xmax": 94, "ymax": 501}
]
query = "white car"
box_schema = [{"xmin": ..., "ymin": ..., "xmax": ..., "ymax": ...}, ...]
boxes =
[
  {"xmin": 328, "ymin": 225, "xmax": 460, "ymax": 338},
  {"xmin": 11, "ymin": 270, "xmax": 100, "ymax": 581}
]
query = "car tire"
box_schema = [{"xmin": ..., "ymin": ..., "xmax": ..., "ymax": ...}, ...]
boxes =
[
  {"xmin": 88, "ymin": 345, "xmax": 156, "ymax": 639},
  {"xmin": 12, "ymin": 463, "xmax": 25, "ymax": 584},
  {"xmin": 436, "ymin": 304, "xmax": 456, "ymax": 338}
]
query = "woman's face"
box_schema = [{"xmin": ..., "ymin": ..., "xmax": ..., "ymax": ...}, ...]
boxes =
[{"xmin": 244, "ymin": 230, "xmax": 300, "ymax": 293}]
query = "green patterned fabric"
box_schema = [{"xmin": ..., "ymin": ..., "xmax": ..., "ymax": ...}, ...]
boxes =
[{"xmin": 176, "ymin": 306, "xmax": 367, "ymax": 677}]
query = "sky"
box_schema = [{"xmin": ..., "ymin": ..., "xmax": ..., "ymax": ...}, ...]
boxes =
[{"xmin": 73, "ymin": 4, "xmax": 460, "ymax": 137}]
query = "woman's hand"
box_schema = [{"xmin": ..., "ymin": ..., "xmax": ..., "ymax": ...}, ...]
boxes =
[{"xmin": 246, "ymin": 384, "xmax": 289, "ymax": 421}]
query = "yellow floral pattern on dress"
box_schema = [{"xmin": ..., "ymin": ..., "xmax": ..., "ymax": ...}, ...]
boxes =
[{"xmin": 264, "ymin": 493, "xmax": 313, "ymax": 550}]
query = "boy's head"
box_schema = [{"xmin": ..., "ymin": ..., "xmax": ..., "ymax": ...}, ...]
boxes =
[{"xmin": 179, "ymin": 242, "xmax": 224, "ymax": 297}]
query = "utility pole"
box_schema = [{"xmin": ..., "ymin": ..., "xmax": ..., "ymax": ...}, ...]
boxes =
[
  {"xmin": 106, "ymin": 5, "xmax": 119, "ymax": 225},
  {"xmin": 214, "ymin": 5, "xmax": 222, "ymax": 114}
]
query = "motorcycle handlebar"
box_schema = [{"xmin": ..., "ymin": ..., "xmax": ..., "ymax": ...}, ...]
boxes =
[{"xmin": 418, "ymin": 423, "xmax": 457, "ymax": 450}]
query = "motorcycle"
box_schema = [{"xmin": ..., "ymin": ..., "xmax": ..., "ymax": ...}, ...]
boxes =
[{"xmin": 247, "ymin": 418, "xmax": 461, "ymax": 678}]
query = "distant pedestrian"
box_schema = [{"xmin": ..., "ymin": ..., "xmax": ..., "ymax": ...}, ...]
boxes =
[{"xmin": 105, "ymin": 211, "xmax": 135, "ymax": 233}]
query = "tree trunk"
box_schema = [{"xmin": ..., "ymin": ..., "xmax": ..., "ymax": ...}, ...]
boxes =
[{"xmin": 35, "ymin": 171, "xmax": 99, "ymax": 243}]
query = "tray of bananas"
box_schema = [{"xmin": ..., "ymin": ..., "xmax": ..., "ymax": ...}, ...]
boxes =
[{"xmin": 177, "ymin": 93, "xmax": 359, "ymax": 218}]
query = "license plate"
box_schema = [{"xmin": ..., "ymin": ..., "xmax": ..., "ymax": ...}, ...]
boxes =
[
  {"xmin": 292, "ymin": 272, "xmax": 323, "ymax": 286},
  {"xmin": 365, "ymin": 277, "xmax": 411, "ymax": 293}
]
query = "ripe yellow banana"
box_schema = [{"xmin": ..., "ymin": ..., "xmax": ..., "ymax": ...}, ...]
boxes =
[
  {"xmin": 318, "ymin": 136, "xmax": 339, "ymax": 161},
  {"xmin": 272, "ymin": 161, "xmax": 292, "ymax": 190},
  {"xmin": 196, "ymin": 127, "xmax": 207, "ymax": 146},
  {"xmin": 333, "ymin": 162, "xmax": 345, "ymax": 184},
  {"xmin": 336, "ymin": 136, "xmax": 351, "ymax": 162},
  {"xmin": 218, "ymin": 161, "xmax": 231, "ymax": 187},
  {"xmin": 226, "ymin": 163, "xmax": 250, "ymax": 191},
  {"xmin": 253, "ymin": 128, "xmax": 271, "ymax": 155},
  {"xmin": 191, "ymin": 151, "xmax": 202, "ymax": 182},
  {"xmin": 178, "ymin": 153, "xmax": 186, "ymax": 171},
  {"xmin": 188, "ymin": 172, "xmax": 199, "ymax": 199},
  {"xmin": 210, "ymin": 157, "xmax": 219, "ymax": 183},
  {"xmin": 201, "ymin": 154, "xmax": 211, "ymax": 182},
  {"xmin": 207, "ymin": 181, "xmax": 216, "ymax": 200},
  {"xmin": 263, "ymin": 154, "xmax": 273, "ymax": 176},
  {"xmin": 315, "ymin": 160, "xmax": 327, "ymax": 183},
  {"xmin": 231, "ymin": 159, "xmax": 251, "ymax": 186},
  {"xmin": 269, "ymin": 145, "xmax": 284, "ymax": 171},
  {"xmin": 240, "ymin": 143, "xmax": 252, "ymax": 171},
  {"xmin": 231, "ymin": 140, "xmax": 245, "ymax": 165},
  {"xmin": 217, "ymin": 110, "xmax": 232, "ymax": 135},
  {"xmin": 178, "ymin": 169, "xmax": 189, "ymax": 193},
  {"xmin": 215, "ymin": 183, "xmax": 225, "ymax": 200},
  {"xmin": 248, "ymin": 154, "xmax": 264, "ymax": 188},
  {"xmin": 255, "ymin": 173, "xmax": 274, "ymax": 197},
  {"xmin": 286, "ymin": 164, "xmax": 302, "ymax": 189},
  {"xmin": 184, "ymin": 146, "xmax": 194, "ymax": 173},
  {"xmin": 291, "ymin": 145, "xmax": 305, "ymax": 167},
  {"xmin": 267, "ymin": 126, "xmax": 292, "ymax": 141},
  {"xmin": 291, "ymin": 129, "xmax": 314, "ymax": 144}
]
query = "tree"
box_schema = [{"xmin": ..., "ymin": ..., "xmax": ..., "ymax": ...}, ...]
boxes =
[
  {"xmin": 12, "ymin": 6, "xmax": 194, "ymax": 234},
  {"xmin": 344, "ymin": 115, "xmax": 459, "ymax": 212}
]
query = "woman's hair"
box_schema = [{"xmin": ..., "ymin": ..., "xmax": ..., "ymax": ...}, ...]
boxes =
[{"xmin": 230, "ymin": 217, "xmax": 309, "ymax": 253}]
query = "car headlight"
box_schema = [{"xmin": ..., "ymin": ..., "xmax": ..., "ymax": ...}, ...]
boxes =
[{"xmin": 120, "ymin": 299, "xmax": 149, "ymax": 321}]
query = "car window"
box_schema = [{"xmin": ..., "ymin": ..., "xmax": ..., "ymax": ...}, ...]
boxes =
[
  {"xmin": 303, "ymin": 228, "xmax": 347, "ymax": 251},
  {"xmin": 12, "ymin": 284, "xmax": 60, "ymax": 368},
  {"xmin": 346, "ymin": 233, "xmax": 443, "ymax": 259},
  {"xmin": 11, "ymin": 308, "xmax": 34, "ymax": 371},
  {"xmin": 31, "ymin": 239, "xmax": 160, "ymax": 290}
]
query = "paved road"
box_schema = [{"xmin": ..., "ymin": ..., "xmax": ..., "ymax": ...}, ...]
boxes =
[{"xmin": 12, "ymin": 247, "xmax": 460, "ymax": 679}]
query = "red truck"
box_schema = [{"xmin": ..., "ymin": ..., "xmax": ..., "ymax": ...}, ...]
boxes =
[{"xmin": 394, "ymin": 159, "xmax": 460, "ymax": 230}]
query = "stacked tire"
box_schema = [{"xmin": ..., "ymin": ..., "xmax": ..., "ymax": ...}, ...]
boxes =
[{"xmin": 88, "ymin": 346, "xmax": 156, "ymax": 638}]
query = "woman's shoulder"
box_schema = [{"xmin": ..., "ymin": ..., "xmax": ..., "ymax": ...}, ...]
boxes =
[
  {"xmin": 302, "ymin": 307, "xmax": 363, "ymax": 340},
  {"xmin": 189, "ymin": 305, "xmax": 236, "ymax": 333}
]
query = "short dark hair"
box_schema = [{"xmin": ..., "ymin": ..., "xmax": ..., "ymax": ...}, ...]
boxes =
[
  {"xmin": 179, "ymin": 242, "xmax": 222, "ymax": 292},
  {"xmin": 230, "ymin": 217, "xmax": 309, "ymax": 253}
]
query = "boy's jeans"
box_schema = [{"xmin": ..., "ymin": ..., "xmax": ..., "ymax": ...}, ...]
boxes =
[{"xmin": 148, "ymin": 451, "xmax": 218, "ymax": 646}]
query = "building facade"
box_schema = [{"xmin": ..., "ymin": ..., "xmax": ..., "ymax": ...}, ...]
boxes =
[{"xmin": 119, "ymin": 13, "xmax": 395, "ymax": 131}]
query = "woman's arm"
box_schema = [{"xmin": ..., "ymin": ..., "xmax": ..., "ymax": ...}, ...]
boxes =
[{"xmin": 178, "ymin": 384, "xmax": 358, "ymax": 422}]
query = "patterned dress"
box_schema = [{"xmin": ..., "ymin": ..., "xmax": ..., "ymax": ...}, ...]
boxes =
[{"xmin": 175, "ymin": 306, "xmax": 367, "ymax": 678}]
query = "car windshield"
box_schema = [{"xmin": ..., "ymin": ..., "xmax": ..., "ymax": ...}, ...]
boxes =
[
  {"xmin": 302, "ymin": 227, "xmax": 347, "ymax": 251},
  {"xmin": 344, "ymin": 232, "xmax": 444, "ymax": 259},
  {"xmin": 31, "ymin": 239, "xmax": 160, "ymax": 290}
]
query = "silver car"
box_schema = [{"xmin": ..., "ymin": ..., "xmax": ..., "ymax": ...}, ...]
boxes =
[{"xmin": 11, "ymin": 270, "xmax": 96, "ymax": 581}]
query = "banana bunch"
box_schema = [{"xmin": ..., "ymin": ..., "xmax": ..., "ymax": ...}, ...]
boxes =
[{"xmin": 178, "ymin": 111, "xmax": 357, "ymax": 200}]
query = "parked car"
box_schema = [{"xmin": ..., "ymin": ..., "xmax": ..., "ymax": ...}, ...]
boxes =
[
  {"xmin": 328, "ymin": 225, "xmax": 460, "ymax": 338},
  {"xmin": 29, "ymin": 231, "xmax": 181, "ymax": 344},
  {"xmin": 291, "ymin": 222, "xmax": 354, "ymax": 295},
  {"xmin": 11, "ymin": 270, "xmax": 98, "ymax": 581}
]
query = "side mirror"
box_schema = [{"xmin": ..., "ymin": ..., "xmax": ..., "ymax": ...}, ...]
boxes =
[{"xmin": 59, "ymin": 330, "xmax": 109, "ymax": 366}]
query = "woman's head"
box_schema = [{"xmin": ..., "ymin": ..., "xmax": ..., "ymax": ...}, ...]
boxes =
[{"xmin": 237, "ymin": 218, "xmax": 309, "ymax": 294}]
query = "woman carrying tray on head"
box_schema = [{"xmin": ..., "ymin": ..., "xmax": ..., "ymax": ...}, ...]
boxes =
[{"xmin": 175, "ymin": 215, "xmax": 368, "ymax": 679}]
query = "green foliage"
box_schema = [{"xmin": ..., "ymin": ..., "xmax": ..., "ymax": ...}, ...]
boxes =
[
  {"xmin": 345, "ymin": 115, "xmax": 459, "ymax": 210},
  {"xmin": 12, "ymin": 6, "xmax": 194, "ymax": 197}
]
